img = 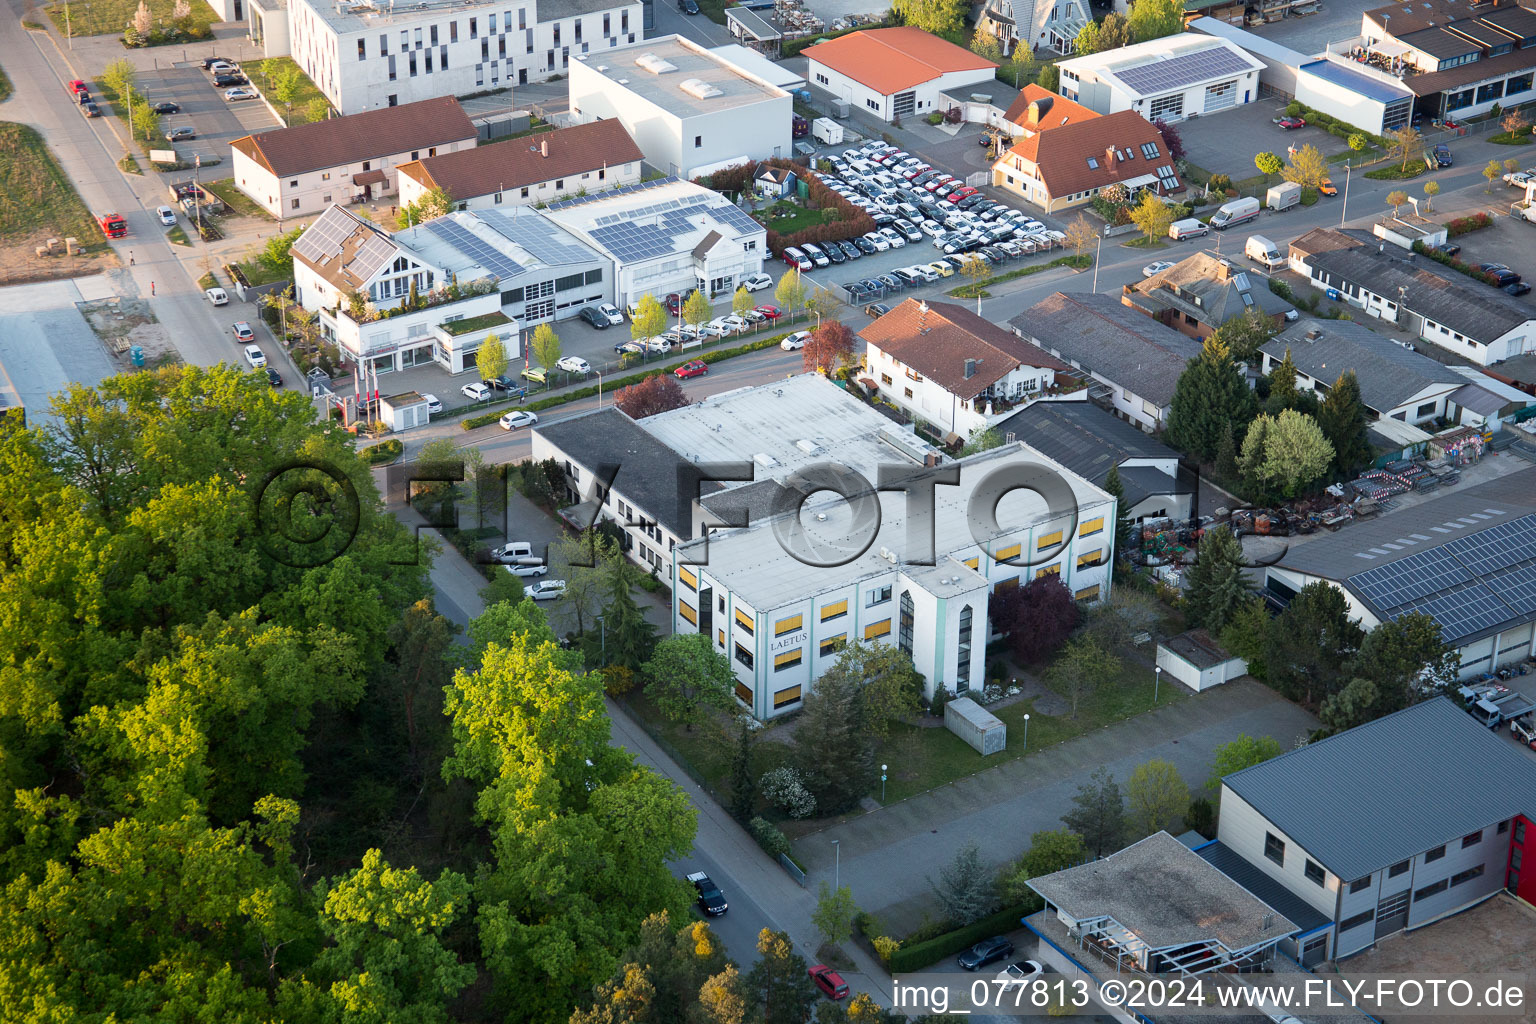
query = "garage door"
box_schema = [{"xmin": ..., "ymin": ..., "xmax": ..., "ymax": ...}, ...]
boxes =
[
  {"xmin": 1301, "ymin": 934, "xmax": 1328, "ymax": 967},
  {"xmin": 1375, "ymin": 890, "xmax": 1410, "ymax": 940}
]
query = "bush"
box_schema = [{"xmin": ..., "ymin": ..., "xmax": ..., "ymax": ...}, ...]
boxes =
[
  {"xmin": 1445, "ymin": 211, "xmax": 1493, "ymax": 237},
  {"xmin": 1285, "ymin": 101, "xmax": 1304, "ymax": 117},
  {"xmin": 760, "ymin": 766, "xmax": 817, "ymax": 819},
  {"xmin": 1187, "ymin": 797, "xmax": 1216, "ymax": 837},
  {"xmin": 888, "ymin": 899, "xmax": 1044, "ymax": 973},
  {"xmin": 361, "ymin": 438, "xmax": 402, "ymax": 464},
  {"xmin": 872, "ymin": 936, "xmax": 900, "ymax": 965},
  {"xmin": 748, "ymin": 816, "xmax": 791, "ymax": 857}
]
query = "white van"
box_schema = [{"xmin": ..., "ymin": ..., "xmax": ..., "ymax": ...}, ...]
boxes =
[
  {"xmin": 1169, "ymin": 218, "xmax": 1209, "ymax": 240},
  {"xmin": 1245, "ymin": 234, "xmax": 1286, "ymax": 270},
  {"xmin": 1210, "ymin": 196, "xmax": 1261, "ymax": 230}
]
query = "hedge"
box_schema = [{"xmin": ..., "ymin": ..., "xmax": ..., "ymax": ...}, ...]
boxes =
[
  {"xmin": 361, "ymin": 438, "xmax": 403, "ymax": 464},
  {"xmin": 1445, "ymin": 211, "xmax": 1493, "ymax": 237},
  {"xmin": 1411, "ymin": 237, "xmax": 1504, "ymax": 285},
  {"xmin": 1283, "ymin": 101, "xmax": 1386, "ymax": 150},
  {"xmin": 888, "ymin": 898, "xmax": 1043, "ymax": 974},
  {"xmin": 946, "ymin": 254, "xmax": 1091, "ymax": 298},
  {"xmin": 460, "ymin": 332, "xmax": 793, "ymax": 429}
]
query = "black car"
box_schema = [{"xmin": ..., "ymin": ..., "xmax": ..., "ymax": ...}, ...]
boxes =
[
  {"xmin": 864, "ymin": 302, "xmax": 891, "ymax": 317},
  {"xmin": 1434, "ymin": 143, "xmax": 1453, "ymax": 167},
  {"xmin": 956, "ymin": 194, "xmax": 986, "ymax": 210},
  {"xmin": 1481, "ymin": 263, "xmax": 1521, "ymax": 286},
  {"xmin": 1506, "ymin": 281, "xmax": 1532, "ymax": 296},
  {"xmin": 957, "ymin": 936, "xmax": 1014, "ymax": 971},
  {"xmin": 679, "ymin": 0, "xmax": 700, "ymax": 11},
  {"xmin": 858, "ymin": 278, "xmax": 882, "ymax": 293},
  {"xmin": 1431, "ymin": 241, "xmax": 1461, "ymax": 257},
  {"xmin": 265, "ymin": 368, "xmax": 283, "ymax": 387},
  {"xmin": 213, "ymin": 73, "xmax": 247, "ymax": 87},
  {"xmin": 201, "ymin": 56, "xmax": 233, "ymax": 69},
  {"xmin": 854, "ymin": 236, "xmax": 878, "ymax": 255},
  {"xmin": 579, "ymin": 305, "xmax": 610, "ymax": 328},
  {"xmin": 824, "ymin": 243, "xmax": 847, "ymax": 264},
  {"xmin": 838, "ymin": 239, "xmax": 862, "ymax": 260},
  {"xmin": 687, "ymin": 872, "xmax": 727, "ymax": 915},
  {"xmin": 152, "ymin": 101, "xmax": 181, "ymax": 114},
  {"xmin": 488, "ymin": 374, "xmax": 525, "ymax": 394}
]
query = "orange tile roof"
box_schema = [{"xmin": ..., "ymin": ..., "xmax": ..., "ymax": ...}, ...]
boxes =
[
  {"xmin": 996, "ymin": 109, "xmax": 1179, "ymax": 200},
  {"xmin": 803, "ymin": 27, "xmax": 997, "ymax": 95},
  {"xmin": 1001, "ymin": 85, "xmax": 1099, "ymax": 134},
  {"xmin": 859, "ymin": 298, "xmax": 1069, "ymax": 397}
]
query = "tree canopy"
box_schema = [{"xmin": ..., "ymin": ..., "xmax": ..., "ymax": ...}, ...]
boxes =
[{"xmin": 1166, "ymin": 334, "xmax": 1257, "ymax": 462}]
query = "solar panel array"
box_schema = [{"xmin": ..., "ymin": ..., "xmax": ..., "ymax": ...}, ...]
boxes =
[
  {"xmin": 1346, "ymin": 513, "xmax": 1536, "ymax": 644},
  {"xmin": 587, "ymin": 197, "xmax": 764, "ymax": 263},
  {"xmin": 1113, "ymin": 47, "xmax": 1254, "ymax": 97},
  {"xmin": 546, "ymin": 175, "xmax": 680, "ymax": 213},
  {"xmin": 352, "ymin": 233, "xmax": 397, "ymax": 281},
  {"xmin": 481, "ymin": 210, "xmax": 593, "ymax": 268},
  {"xmin": 423, "ymin": 217, "xmax": 528, "ymax": 281},
  {"xmin": 292, "ymin": 208, "xmax": 361, "ymax": 262}
]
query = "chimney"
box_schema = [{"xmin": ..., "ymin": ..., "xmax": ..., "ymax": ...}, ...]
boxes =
[
  {"xmin": 1005, "ymin": 432, "xmax": 1016, "ymax": 443},
  {"xmin": 964, "ymin": 358, "xmax": 977, "ymax": 379},
  {"xmin": 1105, "ymin": 145, "xmax": 1116, "ymax": 167},
  {"xmin": 540, "ymin": 137, "xmax": 549, "ymax": 157},
  {"xmin": 1305, "ymin": 328, "xmax": 1322, "ymax": 341}
]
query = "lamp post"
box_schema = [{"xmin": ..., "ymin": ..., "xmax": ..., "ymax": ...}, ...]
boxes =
[
  {"xmin": 1023, "ymin": 712, "xmax": 1030, "ymax": 750},
  {"xmin": 832, "ymin": 839, "xmax": 840, "ymax": 890},
  {"xmin": 595, "ymin": 369, "xmax": 604, "ymax": 409},
  {"xmin": 1092, "ymin": 234, "xmax": 1103, "ymax": 292},
  {"xmin": 1154, "ymin": 665, "xmax": 1162, "ymax": 705},
  {"xmin": 881, "ymin": 764, "xmax": 888, "ymax": 803},
  {"xmin": 1340, "ymin": 162, "xmax": 1352, "ymax": 227}
]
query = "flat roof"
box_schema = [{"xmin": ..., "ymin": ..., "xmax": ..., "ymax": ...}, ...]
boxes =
[
  {"xmin": 710, "ymin": 43, "xmax": 799, "ymax": 86},
  {"xmin": 1029, "ymin": 831, "xmax": 1299, "ymax": 953},
  {"xmin": 543, "ymin": 176, "xmax": 765, "ymax": 264},
  {"xmin": 395, "ymin": 205, "xmax": 600, "ymax": 283},
  {"xmin": 1195, "ymin": 842, "xmax": 1331, "ymax": 935},
  {"xmin": 298, "ymin": 0, "xmax": 630, "ymax": 32},
  {"xmin": 1224, "ymin": 697, "xmax": 1536, "ymax": 880},
  {"xmin": 1059, "ymin": 33, "xmax": 1263, "ymax": 97},
  {"xmin": 1298, "ymin": 58, "xmax": 1414, "ymax": 103},
  {"xmin": 575, "ymin": 34, "xmax": 787, "ymax": 116},
  {"xmin": 1189, "ymin": 17, "xmax": 1311, "ymax": 66}
]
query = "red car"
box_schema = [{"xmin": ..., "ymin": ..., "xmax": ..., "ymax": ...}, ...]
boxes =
[
  {"xmin": 674, "ymin": 360, "xmax": 708, "ymax": 378},
  {"xmin": 755, "ymin": 305, "xmax": 783, "ymax": 320},
  {"xmin": 808, "ymin": 965, "xmax": 848, "ymax": 1001},
  {"xmin": 1277, "ymin": 116, "xmax": 1306, "ymax": 129},
  {"xmin": 664, "ymin": 292, "xmax": 683, "ymax": 316}
]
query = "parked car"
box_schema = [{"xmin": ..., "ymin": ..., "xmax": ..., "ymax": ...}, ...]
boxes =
[
  {"xmin": 499, "ymin": 410, "xmax": 539, "ymax": 430},
  {"xmin": 997, "ymin": 960, "xmax": 1043, "ymax": 991},
  {"xmin": 674, "ymin": 359, "xmax": 709, "ymax": 378},
  {"xmin": 1318, "ymin": 178, "xmax": 1338, "ymax": 196},
  {"xmin": 556, "ymin": 355, "xmax": 591, "ymax": 374},
  {"xmin": 504, "ymin": 561, "xmax": 549, "ymax": 577},
  {"xmin": 579, "ymin": 305, "xmax": 611, "ymax": 328},
  {"xmin": 1142, "ymin": 260, "xmax": 1177, "ymax": 278},
  {"xmin": 755, "ymin": 304, "xmax": 783, "ymax": 320},
  {"xmin": 485, "ymin": 375, "xmax": 522, "ymax": 394},
  {"xmin": 165, "ymin": 127, "xmax": 196, "ymax": 142},
  {"xmin": 864, "ymin": 302, "xmax": 890, "ymax": 317},
  {"xmin": 807, "ymin": 965, "xmax": 848, "ymax": 1001},
  {"xmin": 1506, "ymin": 281, "xmax": 1531, "ymax": 296},
  {"xmin": 957, "ymin": 936, "xmax": 1014, "ymax": 970},
  {"xmin": 1433, "ymin": 144, "xmax": 1453, "ymax": 167},
  {"xmin": 1481, "ymin": 263, "xmax": 1521, "ymax": 286},
  {"xmin": 1431, "ymin": 241, "xmax": 1461, "ymax": 257},
  {"xmin": 742, "ymin": 271, "xmax": 773, "ymax": 291},
  {"xmin": 1276, "ymin": 116, "xmax": 1306, "ymax": 129},
  {"xmin": 151, "ymin": 100, "xmax": 181, "ymax": 114},
  {"xmin": 205, "ymin": 287, "xmax": 228, "ymax": 305},
  {"xmin": 686, "ymin": 871, "xmax": 728, "ymax": 916},
  {"xmin": 421, "ymin": 393, "xmax": 443, "ymax": 414},
  {"xmin": 224, "ymin": 87, "xmax": 257, "ymax": 101},
  {"xmin": 780, "ymin": 330, "xmax": 811, "ymax": 350},
  {"xmin": 232, "ymin": 321, "xmax": 256, "ymax": 343},
  {"xmin": 243, "ymin": 345, "xmax": 267, "ymax": 368},
  {"xmin": 80, "ymin": 101, "xmax": 101, "ymax": 118},
  {"xmin": 523, "ymin": 579, "xmax": 566, "ymax": 601},
  {"xmin": 152, "ymin": 205, "xmax": 176, "ymax": 226},
  {"xmin": 678, "ymin": 0, "xmax": 699, "ymax": 12},
  {"xmin": 213, "ymin": 73, "xmax": 247, "ymax": 88},
  {"xmin": 460, "ymin": 381, "xmax": 492, "ymax": 401}
]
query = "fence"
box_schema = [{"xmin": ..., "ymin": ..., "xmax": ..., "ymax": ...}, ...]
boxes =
[{"xmin": 778, "ymin": 853, "xmax": 806, "ymax": 886}]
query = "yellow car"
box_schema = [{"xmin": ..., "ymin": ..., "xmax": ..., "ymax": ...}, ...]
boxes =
[{"xmin": 928, "ymin": 260, "xmax": 955, "ymax": 277}]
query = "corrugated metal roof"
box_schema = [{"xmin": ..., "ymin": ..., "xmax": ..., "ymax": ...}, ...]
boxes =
[
  {"xmin": 1197, "ymin": 841, "xmax": 1332, "ymax": 934},
  {"xmin": 1222, "ymin": 697, "xmax": 1536, "ymax": 881}
]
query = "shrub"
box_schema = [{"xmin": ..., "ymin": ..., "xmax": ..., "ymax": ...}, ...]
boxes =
[
  {"xmin": 1187, "ymin": 796, "xmax": 1216, "ymax": 837},
  {"xmin": 361, "ymin": 438, "xmax": 402, "ymax": 464},
  {"xmin": 1285, "ymin": 101, "xmax": 1304, "ymax": 117},
  {"xmin": 872, "ymin": 936, "xmax": 900, "ymax": 965},
  {"xmin": 888, "ymin": 899, "xmax": 1044, "ymax": 973},
  {"xmin": 748, "ymin": 816, "xmax": 791, "ymax": 857},
  {"xmin": 1445, "ymin": 211, "xmax": 1493, "ymax": 237},
  {"xmin": 759, "ymin": 766, "xmax": 817, "ymax": 819}
]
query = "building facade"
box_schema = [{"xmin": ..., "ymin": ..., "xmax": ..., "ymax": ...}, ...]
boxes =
[
  {"xmin": 803, "ymin": 26, "xmax": 997, "ymax": 123},
  {"xmin": 567, "ymin": 34, "xmax": 792, "ymax": 180},
  {"xmin": 991, "ymin": 108, "xmax": 1181, "ymax": 213},
  {"xmin": 284, "ymin": 0, "xmax": 643, "ymax": 115},
  {"xmin": 1056, "ymin": 34, "xmax": 1264, "ymax": 122}
]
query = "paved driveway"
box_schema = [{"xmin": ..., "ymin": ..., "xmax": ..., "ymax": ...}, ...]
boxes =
[
  {"xmin": 0, "ymin": 277, "xmax": 123, "ymax": 428},
  {"xmin": 792, "ymin": 678, "xmax": 1320, "ymax": 935},
  {"xmin": 1177, "ymin": 96, "xmax": 1352, "ymax": 178}
]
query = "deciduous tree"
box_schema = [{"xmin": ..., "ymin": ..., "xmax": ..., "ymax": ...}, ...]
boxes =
[
  {"xmin": 1064, "ymin": 214, "xmax": 1096, "ymax": 257},
  {"xmin": 1045, "ymin": 633, "xmax": 1121, "ymax": 719},
  {"xmin": 476, "ymin": 332, "xmax": 507, "ymax": 382},
  {"xmin": 1386, "ymin": 189, "xmax": 1409, "ymax": 215},
  {"xmin": 929, "ymin": 839, "xmax": 997, "ymax": 925},
  {"xmin": 813, "ymin": 882, "xmax": 859, "ymax": 946},
  {"xmin": 531, "ymin": 322, "xmax": 562, "ymax": 371},
  {"xmin": 804, "ymin": 319, "xmax": 855, "ymax": 373},
  {"xmin": 1211, "ymin": 306, "xmax": 1277, "ymax": 363},
  {"xmin": 1320, "ymin": 676, "xmax": 1380, "ymax": 732},
  {"xmin": 732, "ymin": 285, "xmax": 754, "ymax": 319},
  {"xmin": 1484, "ymin": 159, "xmax": 1503, "ymax": 192},
  {"xmin": 744, "ymin": 930, "xmax": 817, "ymax": 1024},
  {"xmin": 1239, "ymin": 409, "xmax": 1334, "ymax": 499},
  {"xmin": 1127, "ymin": 0, "xmax": 1182, "ymax": 41},
  {"xmin": 1254, "ymin": 151, "xmax": 1282, "ymax": 183},
  {"xmin": 1389, "ymin": 125, "xmax": 1422, "ymax": 171},
  {"xmin": 990, "ymin": 574, "xmax": 1081, "ymax": 664},
  {"xmin": 1061, "ymin": 766, "xmax": 1125, "ymax": 857},
  {"xmin": 1125, "ymin": 758, "xmax": 1188, "ymax": 836},
  {"xmin": 1038, "ymin": 63, "xmax": 1059, "ymax": 92},
  {"xmin": 615, "ymin": 373, "xmax": 690, "ymax": 418},
  {"xmin": 643, "ymin": 633, "xmax": 735, "ymax": 730},
  {"xmin": 1129, "ymin": 190, "xmax": 1174, "ymax": 244},
  {"xmin": 1153, "ymin": 118, "xmax": 1185, "ymax": 161},
  {"xmin": 961, "ymin": 424, "xmax": 1004, "ymax": 455},
  {"xmin": 1002, "ymin": 828, "xmax": 1087, "ymax": 902},
  {"xmin": 683, "ymin": 288, "xmax": 714, "ymax": 328},
  {"xmin": 1423, "ymin": 179, "xmax": 1441, "ymax": 211},
  {"xmin": 774, "ymin": 269, "xmax": 807, "ymax": 316},
  {"xmin": 632, "ymin": 294, "xmax": 667, "ymax": 342},
  {"xmin": 1282, "ymin": 143, "xmax": 1329, "ymax": 189},
  {"xmin": 892, "ymin": 0, "xmax": 969, "ymax": 39}
]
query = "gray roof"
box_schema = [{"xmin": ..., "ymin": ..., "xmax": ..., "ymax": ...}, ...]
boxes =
[
  {"xmin": 698, "ymin": 477, "xmax": 797, "ymax": 527},
  {"xmin": 1223, "ymin": 697, "xmax": 1536, "ymax": 881},
  {"xmin": 1162, "ymin": 629, "xmax": 1237, "ymax": 670},
  {"xmin": 1028, "ymin": 831, "xmax": 1299, "ymax": 952},
  {"xmin": 1196, "ymin": 841, "xmax": 1331, "ymax": 935},
  {"xmin": 531, "ymin": 407, "xmax": 723, "ymax": 537},
  {"xmin": 1012, "ymin": 292, "xmax": 1202, "ymax": 408},
  {"xmin": 1291, "ymin": 229, "xmax": 1533, "ymax": 343},
  {"xmin": 1262, "ymin": 319, "xmax": 1463, "ymax": 415},
  {"xmin": 1449, "ymin": 382, "xmax": 1508, "ymax": 417},
  {"xmin": 1134, "ymin": 252, "xmax": 1295, "ymax": 328},
  {"xmin": 993, "ymin": 400, "xmax": 1188, "ymax": 505}
]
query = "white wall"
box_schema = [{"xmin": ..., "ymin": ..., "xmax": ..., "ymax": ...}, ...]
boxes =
[
  {"xmin": 289, "ymin": 0, "xmax": 643, "ymax": 115},
  {"xmin": 397, "ymin": 158, "xmax": 641, "ymax": 211},
  {"xmin": 1061, "ymin": 63, "xmax": 1257, "ymax": 121},
  {"xmin": 808, "ymin": 62, "xmax": 992, "ymax": 123},
  {"xmin": 234, "ymin": 137, "xmax": 475, "ymax": 218},
  {"xmin": 1294, "ymin": 70, "xmax": 1389, "ymax": 136}
]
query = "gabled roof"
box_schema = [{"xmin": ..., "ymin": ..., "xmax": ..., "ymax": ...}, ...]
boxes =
[
  {"xmin": 859, "ymin": 298, "xmax": 1069, "ymax": 398},
  {"xmin": 1132, "ymin": 251, "xmax": 1295, "ymax": 327},
  {"xmin": 290, "ymin": 204, "xmax": 403, "ymax": 293},
  {"xmin": 803, "ymin": 27, "xmax": 997, "ymax": 96},
  {"xmin": 1223, "ymin": 696, "xmax": 1536, "ymax": 881},
  {"xmin": 992, "ymin": 400, "xmax": 1186, "ymax": 503},
  {"xmin": 1011, "ymin": 292, "xmax": 1202, "ymax": 407},
  {"xmin": 998, "ymin": 109, "xmax": 1179, "ymax": 200},
  {"xmin": 1261, "ymin": 319, "xmax": 1463, "ymax": 414},
  {"xmin": 1290, "ymin": 228, "xmax": 1534, "ymax": 341},
  {"xmin": 1001, "ymin": 85, "xmax": 1099, "ymax": 133},
  {"xmin": 394, "ymin": 120, "xmax": 643, "ymax": 201},
  {"xmin": 230, "ymin": 96, "xmax": 475, "ymax": 178}
]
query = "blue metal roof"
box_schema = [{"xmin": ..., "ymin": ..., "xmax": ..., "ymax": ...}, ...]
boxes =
[
  {"xmin": 1223, "ymin": 697, "xmax": 1536, "ymax": 881},
  {"xmin": 1197, "ymin": 841, "xmax": 1331, "ymax": 934},
  {"xmin": 1300, "ymin": 60, "xmax": 1414, "ymax": 105}
]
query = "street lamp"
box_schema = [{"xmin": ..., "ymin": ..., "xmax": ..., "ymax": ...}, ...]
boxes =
[
  {"xmin": 595, "ymin": 369, "xmax": 604, "ymax": 409},
  {"xmin": 1340, "ymin": 162, "xmax": 1352, "ymax": 227},
  {"xmin": 831, "ymin": 839, "xmax": 840, "ymax": 890},
  {"xmin": 1023, "ymin": 713, "xmax": 1030, "ymax": 750},
  {"xmin": 1154, "ymin": 665, "xmax": 1162, "ymax": 705},
  {"xmin": 881, "ymin": 764, "xmax": 888, "ymax": 803}
]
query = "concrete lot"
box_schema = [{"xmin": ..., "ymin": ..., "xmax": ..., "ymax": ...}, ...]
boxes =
[
  {"xmin": 1333, "ymin": 894, "xmax": 1536, "ymax": 1024},
  {"xmin": 1239, "ymin": 2, "xmax": 1369, "ymax": 58},
  {"xmin": 0, "ymin": 277, "xmax": 126, "ymax": 428},
  {"xmin": 1178, "ymin": 96, "xmax": 1355, "ymax": 178},
  {"xmin": 136, "ymin": 62, "xmax": 282, "ymax": 167}
]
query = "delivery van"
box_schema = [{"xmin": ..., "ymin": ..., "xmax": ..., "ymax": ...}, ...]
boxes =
[
  {"xmin": 1245, "ymin": 234, "xmax": 1286, "ymax": 270},
  {"xmin": 1169, "ymin": 218, "xmax": 1209, "ymax": 240},
  {"xmin": 1210, "ymin": 196, "xmax": 1261, "ymax": 230}
]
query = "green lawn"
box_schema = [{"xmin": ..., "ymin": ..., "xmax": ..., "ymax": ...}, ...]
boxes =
[
  {"xmin": 234, "ymin": 258, "xmax": 286, "ymax": 286},
  {"xmin": 46, "ymin": 0, "xmax": 218, "ymax": 40},
  {"xmin": 442, "ymin": 311, "xmax": 513, "ymax": 336},
  {"xmin": 1124, "ymin": 236, "xmax": 1166, "ymax": 249},
  {"xmin": 166, "ymin": 224, "xmax": 190, "ymax": 246},
  {"xmin": 248, "ymin": 56, "xmax": 333, "ymax": 125},
  {"xmin": 196, "ymin": 271, "xmax": 219, "ymax": 291},
  {"xmin": 0, "ymin": 62, "xmax": 11, "ymax": 103},
  {"xmin": 756, "ymin": 200, "xmax": 837, "ymax": 235},
  {"xmin": 0, "ymin": 122, "xmax": 101, "ymax": 248},
  {"xmin": 1365, "ymin": 159, "xmax": 1428, "ymax": 180},
  {"xmin": 947, "ymin": 254, "xmax": 1091, "ymax": 298},
  {"xmin": 204, "ymin": 179, "xmax": 271, "ymax": 220}
]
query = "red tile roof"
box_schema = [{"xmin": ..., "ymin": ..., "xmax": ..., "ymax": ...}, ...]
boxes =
[
  {"xmin": 1001, "ymin": 85, "xmax": 1099, "ymax": 134},
  {"xmin": 997, "ymin": 109, "xmax": 1179, "ymax": 200},
  {"xmin": 230, "ymin": 96, "xmax": 475, "ymax": 178},
  {"xmin": 396, "ymin": 120, "xmax": 643, "ymax": 200},
  {"xmin": 859, "ymin": 298, "xmax": 1069, "ymax": 397},
  {"xmin": 803, "ymin": 27, "xmax": 997, "ymax": 96}
]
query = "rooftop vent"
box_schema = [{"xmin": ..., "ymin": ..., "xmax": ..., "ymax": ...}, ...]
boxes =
[
  {"xmin": 753, "ymin": 452, "xmax": 779, "ymax": 468},
  {"xmin": 635, "ymin": 53, "xmax": 678, "ymax": 74},
  {"xmin": 679, "ymin": 77, "xmax": 723, "ymax": 99},
  {"xmin": 1305, "ymin": 328, "xmax": 1322, "ymax": 341}
]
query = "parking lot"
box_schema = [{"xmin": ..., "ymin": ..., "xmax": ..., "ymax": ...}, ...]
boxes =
[{"xmin": 132, "ymin": 60, "xmax": 281, "ymax": 166}]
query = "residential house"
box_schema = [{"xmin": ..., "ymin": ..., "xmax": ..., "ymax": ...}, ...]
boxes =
[
  {"xmin": 991, "ymin": 109, "xmax": 1182, "ymax": 213},
  {"xmin": 803, "ymin": 27, "xmax": 997, "ymax": 123},
  {"xmin": 395, "ymin": 119, "xmax": 644, "ymax": 213},
  {"xmin": 230, "ymin": 96, "xmax": 477, "ymax": 218},
  {"xmin": 1124, "ymin": 251, "xmax": 1296, "ymax": 340},
  {"xmin": 975, "ymin": 0, "xmax": 1089, "ymax": 56},
  {"xmin": 1011, "ymin": 291, "xmax": 1204, "ymax": 431},
  {"xmin": 999, "ymin": 85, "xmax": 1099, "ymax": 139},
  {"xmin": 754, "ymin": 163, "xmax": 796, "ymax": 198},
  {"xmin": 857, "ymin": 297, "xmax": 1070, "ymax": 440}
]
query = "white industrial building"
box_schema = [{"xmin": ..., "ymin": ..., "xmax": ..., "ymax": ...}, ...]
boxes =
[
  {"xmin": 1262, "ymin": 469, "xmax": 1536, "ymax": 679},
  {"xmin": 282, "ymin": 0, "xmax": 643, "ymax": 114},
  {"xmin": 541, "ymin": 176, "xmax": 766, "ymax": 307},
  {"xmin": 291, "ymin": 202, "xmax": 609, "ymax": 374},
  {"xmin": 803, "ymin": 26, "xmax": 997, "ymax": 123},
  {"xmin": 567, "ymin": 34, "xmax": 793, "ymax": 180},
  {"xmin": 1056, "ymin": 33, "xmax": 1264, "ymax": 122}
]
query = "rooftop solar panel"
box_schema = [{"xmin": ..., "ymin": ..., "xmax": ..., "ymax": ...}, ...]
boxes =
[
  {"xmin": 1113, "ymin": 47, "xmax": 1253, "ymax": 97},
  {"xmin": 424, "ymin": 218, "xmax": 528, "ymax": 281}
]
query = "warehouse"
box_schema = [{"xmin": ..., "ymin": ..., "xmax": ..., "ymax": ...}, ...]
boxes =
[
  {"xmin": 1055, "ymin": 34, "xmax": 1264, "ymax": 122},
  {"xmin": 803, "ymin": 27, "xmax": 997, "ymax": 123}
]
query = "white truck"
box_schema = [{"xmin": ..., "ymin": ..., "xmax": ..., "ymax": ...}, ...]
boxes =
[
  {"xmin": 1265, "ymin": 180, "xmax": 1301, "ymax": 213},
  {"xmin": 1210, "ymin": 196, "xmax": 1261, "ymax": 230},
  {"xmin": 1245, "ymin": 234, "xmax": 1286, "ymax": 270},
  {"xmin": 812, "ymin": 117, "xmax": 844, "ymax": 146}
]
